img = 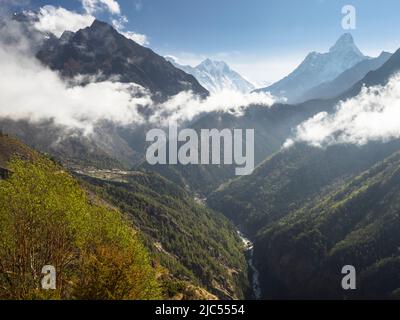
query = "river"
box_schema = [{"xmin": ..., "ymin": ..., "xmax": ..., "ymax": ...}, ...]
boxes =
[
  {"xmin": 237, "ymin": 232, "xmax": 262, "ymax": 299},
  {"xmin": 196, "ymin": 196, "xmax": 262, "ymax": 299}
]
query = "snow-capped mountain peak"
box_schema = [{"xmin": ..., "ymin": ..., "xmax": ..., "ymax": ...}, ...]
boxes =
[
  {"xmin": 329, "ymin": 33, "xmax": 362, "ymax": 56},
  {"xmin": 198, "ymin": 59, "xmax": 229, "ymax": 72},
  {"xmin": 167, "ymin": 58, "xmax": 255, "ymax": 94},
  {"xmin": 255, "ymin": 33, "xmax": 368, "ymax": 103}
]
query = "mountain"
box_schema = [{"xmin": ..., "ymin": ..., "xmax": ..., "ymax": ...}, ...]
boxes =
[
  {"xmin": 254, "ymin": 33, "xmax": 368, "ymax": 103},
  {"xmin": 341, "ymin": 47, "xmax": 400, "ymax": 99},
  {"xmin": 208, "ymin": 139, "xmax": 400, "ymax": 299},
  {"xmin": 0, "ymin": 118, "xmax": 127, "ymax": 169},
  {"xmin": 77, "ymin": 168, "xmax": 249, "ymax": 299},
  {"xmin": 208, "ymin": 141, "xmax": 400, "ymax": 235},
  {"xmin": 140, "ymin": 98, "xmax": 337, "ymax": 196},
  {"xmin": 6, "ymin": 12, "xmax": 57, "ymax": 52},
  {"xmin": 167, "ymin": 57, "xmax": 255, "ymax": 93},
  {"xmin": 0, "ymin": 132, "xmax": 249, "ymax": 299},
  {"xmin": 255, "ymin": 148, "xmax": 400, "ymax": 299},
  {"xmin": 0, "ymin": 132, "xmax": 162, "ymax": 300},
  {"xmin": 37, "ymin": 20, "xmax": 208, "ymax": 99},
  {"xmin": 6, "ymin": 8, "xmax": 400, "ymax": 301},
  {"xmin": 207, "ymin": 43, "xmax": 400, "ymax": 298},
  {"xmin": 300, "ymin": 51, "xmax": 392, "ymax": 102},
  {"xmin": 0, "ymin": 18, "xmax": 211, "ymax": 169}
]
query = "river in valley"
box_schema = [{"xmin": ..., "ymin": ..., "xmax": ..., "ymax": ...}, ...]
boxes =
[
  {"xmin": 238, "ymin": 232, "xmax": 262, "ymax": 299},
  {"xmin": 196, "ymin": 196, "xmax": 262, "ymax": 299}
]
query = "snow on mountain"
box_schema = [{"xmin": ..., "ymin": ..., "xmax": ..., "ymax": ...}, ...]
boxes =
[
  {"xmin": 254, "ymin": 33, "xmax": 368, "ymax": 103},
  {"xmin": 167, "ymin": 57, "xmax": 255, "ymax": 94},
  {"xmin": 300, "ymin": 51, "xmax": 392, "ymax": 102}
]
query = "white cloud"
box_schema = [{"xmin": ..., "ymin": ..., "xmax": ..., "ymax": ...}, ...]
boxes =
[
  {"xmin": 81, "ymin": 0, "xmax": 121, "ymax": 15},
  {"xmin": 0, "ymin": 16, "xmax": 274, "ymax": 136},
  {"xmin": 151, "ymin": 90, "xmax": 275, "ymax": 125},
  {"xmin": 31, "ymin": 4, "xmax": 149, "ymax": 47},
  {"xmin": 0, "ymin": 27, "xmax": 274, "ymax": 134},
  {"xmin": 111, "ymin": 16, "xmax": 149, "ymax": 46},
  {"xmin": 110, "ymin": 15, "xmax": 128, "ymax": 30},
  {"xmin": 161, "ymin": 52, "xmax": 206, "ymax": 68},
  {"xmin": 0, "ymin": 45, "xmax": 149, "ymax": 134},
  {"xmin": 164, "ymin": 55, "xmax": 179, "ymax": 63},
  {"xmin": 0, "ymin": 42, "xmax": 273, "ymax": 134},
  {"xmin": 285, "ymin": 74, "xmax": 400, "ymax": 148},
  {"xmin": 33, "ymin": 5, "xmax": 95, "ymax": 37},
  {"xmin": 120, "ymin": 31, "xmax": 148, "ymax": 46}
]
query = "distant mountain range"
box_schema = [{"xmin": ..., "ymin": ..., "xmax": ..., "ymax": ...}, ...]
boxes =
[
  {"xmin": 167, "ymin": 57, "xmax": 255, "ymax": 94},
  {"xmin": 255, "ymin": 33, "xmax": 369, "ymax": 103},
  {"xmin": 5, "ymin": 17, "xmax": 399, "ymax": 194}
]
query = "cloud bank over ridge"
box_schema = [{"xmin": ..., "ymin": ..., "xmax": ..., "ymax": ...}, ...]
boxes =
[
  {"xmin": 0, "ymin": 12, "xmax": 275, "ymax": 135},
  {"xmin": 285, "ymin": 74, "xmax": 400, "ymax": 148}
]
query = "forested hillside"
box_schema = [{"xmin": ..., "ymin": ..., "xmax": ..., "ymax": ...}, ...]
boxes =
[
  {"xmin": 78, "ymin": 169, "xmax": 249, "ymax": 299},
  {"xmin": 208, "ymin": 141, "xmax": 400, "ymax": 235},
  {"xmin": 142, "ymin": 100, "xmax": 339, "ymax": 196},
  {"xmin": 0, "ymin": 133, "xmax": 248, "ymax": 299},
  {"xmin": 255, "ymin": 150, "xmax": 400, "ymax": 299},
  {"xmin": 0, "ymin": 134, "xmax": 160, "ymax": 299}
]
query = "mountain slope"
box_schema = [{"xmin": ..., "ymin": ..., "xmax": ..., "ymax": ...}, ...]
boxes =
[
  {"xmin": 37, "ymin": 20, "xmax": 208, "ymax": 99},
  {"xmin": 0, "ymin": 131, "xmax": 40, "ymax": 169},
  {"xmin": 0, "ymin": 132, "xmax": 249, "ymax": 299},
  {"xmin": 77, "ymin": 167, "xmax": 250, "ymax": 299},
  {"xmin": 168, "ymin": 57, "xmax": 255, "ymax": 93},
  {"xmin": 0, "ymin": 119, "xmax": 126, "ymax": 169},
  {"xmin": 0, "ymin": 133, "xmax": 161, "ymax": 300},
  {"xmin": 255, "ymin": 33, "xmax": 367, "ymax": 103},
  {"xmin": 140, "ymin": 98, "xmax": 338, "ymax": 196},
  {"xmin": 207, "ymin": 46, "xmax": 400, "ymax": 297},
  {"xmin": 300, "ymin": 51, "xmax": 391, "ymax": 102},
  {"xmin": 255, "ymin": 149, "xmax": 400, "ymax": 299},
  {"xmin": 207, "ymin": 141, "xmax": 400, "ymax": 235},
  {"xmin": 341, "ymin": 47, "xmax": 400, "ymax": 99}
]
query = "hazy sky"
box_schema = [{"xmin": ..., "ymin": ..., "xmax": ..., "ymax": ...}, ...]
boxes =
[{"xmin": 13, "ymin": 0, "xmax": 400, "ymax": 85}]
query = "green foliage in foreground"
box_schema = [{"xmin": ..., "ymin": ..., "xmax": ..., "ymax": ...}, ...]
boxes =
[{"xmin": 0, "ymin": 158, "xmax": 160, "ymax": 300}]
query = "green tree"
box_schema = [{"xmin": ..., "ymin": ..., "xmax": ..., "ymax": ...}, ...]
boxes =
[{"xmin": 0, "ymin": 157, "xmax": 160, "ymax": 300}]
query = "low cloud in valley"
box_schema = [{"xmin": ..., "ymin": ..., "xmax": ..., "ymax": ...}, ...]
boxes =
[{"xmin": 285, "ymin": 74, "xmax": 400, "ymax": 148}]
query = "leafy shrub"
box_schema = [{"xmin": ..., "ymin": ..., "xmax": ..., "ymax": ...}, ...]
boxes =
[{"xmin": 0, "ymin": 157, "xmax": 160, "ymax": 300}]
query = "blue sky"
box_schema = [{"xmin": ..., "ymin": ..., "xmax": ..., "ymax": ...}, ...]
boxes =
[{"xmin": 13, "ymin": 0, "xmax": 400, "ymax": 84}]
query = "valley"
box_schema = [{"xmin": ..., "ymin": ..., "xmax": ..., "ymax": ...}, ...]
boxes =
[
  {"xmin": 73, "ymin": 165, "xmax": 262, "ymax": 299},
  {"xmin": 2, "ymin": 2, "xmax": 400, "ymax": 301},
  {"xmin": 238, "ymin": 232, "xmax": 262, "ymax": 299},
  {"xmin": 73, "ymin": 165, "xmax": 250, "ymax": 299}
]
